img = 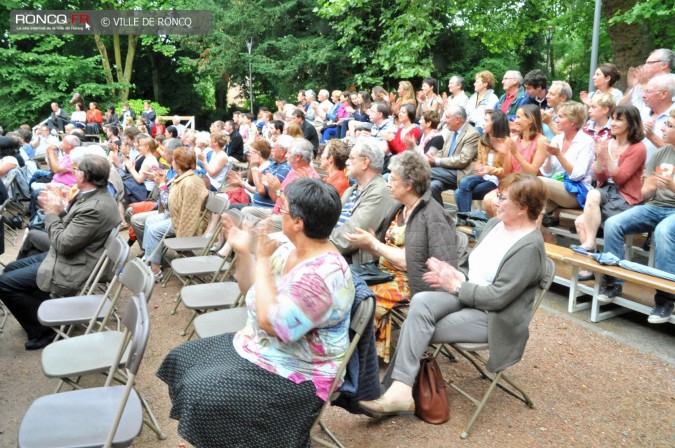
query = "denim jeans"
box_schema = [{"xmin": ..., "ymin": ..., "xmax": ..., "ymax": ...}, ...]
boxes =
[
  {"xmin": 454, "ymin": 175, "xmax": 498, "ymax": 213},
  {"xmin": 142, "ymin": 214, "xmax": 174, "ymax": 265},
  {"xmin": 603, "ymin": 204, "xmax": 675, "ymax": 296}
]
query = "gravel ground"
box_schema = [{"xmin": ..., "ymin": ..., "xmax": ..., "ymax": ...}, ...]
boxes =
[{"xmin": 1, "ymin": 234, "xmax": 674, "ymax": 448}]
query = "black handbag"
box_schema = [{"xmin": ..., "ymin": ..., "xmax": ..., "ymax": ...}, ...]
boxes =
[{"xmin": 349, "ymin": 261, "xmax": 394, "ymax": 286}]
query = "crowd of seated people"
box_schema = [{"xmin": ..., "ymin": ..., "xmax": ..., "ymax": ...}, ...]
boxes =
[{"xmin": 1, "ymin": 47, "xmax": 674, "ymax": 446}]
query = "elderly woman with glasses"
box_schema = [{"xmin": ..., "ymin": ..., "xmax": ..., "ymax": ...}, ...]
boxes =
[
  {"xmin": 158, "ymin": 178, "xmax": 355, "ymax": 447},
  {"xmin": 360, "ymin": 173, "xmax": 547, "ymax": 418},
  {"xmin": 345, "ymin": 151, "xmax": 457, "ymax": 362}
]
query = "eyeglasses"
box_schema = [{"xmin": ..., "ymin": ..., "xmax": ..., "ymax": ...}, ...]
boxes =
[
  {"xmin": 348, "ymin": 155, "xmax": 366, "ymax": 162},
  {"xmin": 643, "ymin": 88, "xmax": 664, "ymax": 94},
  {"xmin": 496, "ymin": 194, "xmax": 511, "ymax": 203},
  {"xmin": 645, "ymin": 60, "xmax": 664, "ymax": 65},
  {"xmin": 279, "ymin": 205, "xmax": 291, "ymax": 215}
]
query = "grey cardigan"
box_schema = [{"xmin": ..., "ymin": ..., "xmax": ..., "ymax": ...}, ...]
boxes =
[
  {"xmin": 457, "ymin": 218, "xmax": 546, "ymax": 372},
  {"xmin": 377, "ymin": 189, "xmax": 457, "ymax": 295}
]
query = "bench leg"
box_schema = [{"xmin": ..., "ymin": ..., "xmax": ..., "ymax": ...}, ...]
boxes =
[{"xmin": 567, "ymin": 267, "xmax": 592, "ymax": 313}]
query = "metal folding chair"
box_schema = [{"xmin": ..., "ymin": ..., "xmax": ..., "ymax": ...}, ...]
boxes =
[
  {"xmin": 159, "ymin": 193, "xmax": 230, "ymax": 286},
  {"xmin": 437, "ymin": 257, "xmax": 556, "ymax": 439},
  {"xmin": 311, "ymin": 296, "xmax": 375, "ymax": 448},
  {"xmin": 40, "ymin": 259, "xmax": 166, "ymax": 440},
  {"xmin": 193, "ymin": 306, "xmax": 249, "ymax": 340},
  {"xmin": 18, "ymin": 293, "xmax": 149, "ymax": 448},
  {"xmin": 37, "ymin": 235, "xmax": 129, "ymax": 340}
]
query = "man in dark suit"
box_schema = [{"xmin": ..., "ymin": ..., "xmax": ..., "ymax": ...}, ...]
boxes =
[
  {"xmin": 292, "ymin": 109, "xmax": 319, "ymax": 154},
  {"xmin": 0, "ymin": 154, "xmax": 121, "ymax": 350},
  {"xmin": 225, "ymin": 119, "xmax": 246, "ymax": 163},
  {"xmin": 47, "ymin": 102, "xmax": 69, "ymax": 133},
  {"xmin": 426, "ymin": 105, "xmax": 480, "ymax": 205}
]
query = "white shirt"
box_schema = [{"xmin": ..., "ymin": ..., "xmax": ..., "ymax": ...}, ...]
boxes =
[{"xmin": 540, "ymin": 129, "xmax": 595, "ymax": 191}]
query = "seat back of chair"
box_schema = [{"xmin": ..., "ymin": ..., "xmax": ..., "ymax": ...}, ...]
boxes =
[
  {"xmin": 119, "ymin": 257, "xmax": 155, "ymax": 299},
  {"xmin": 456, "ymin": 231, "xmax": 470, "ymax": 259},
  {"xmin": 79, "ymin": 227, "xmax": 125, "ymax": 295},
  {"xmin": 104, "ymin": 224, "xmax": 122, "ymax": 251},
  {"xmin": 120, "ymin": 293, "xmax": 150, "ymax": 377},
  {"xmin": 205, "ymin": 192, "xmax": 230, "ymax": 215},
  {"xmin": 107, "ymin": 236, "xmax": 131, "ymax": 275},
  {"xmin": 533, "ymin": 258, "xmax": 556, "ymax": 313}
]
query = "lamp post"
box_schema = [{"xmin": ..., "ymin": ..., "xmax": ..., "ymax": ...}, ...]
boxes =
[{"xmin": 246, "ymin": 37, "xmax": 254, "ymax": 114}]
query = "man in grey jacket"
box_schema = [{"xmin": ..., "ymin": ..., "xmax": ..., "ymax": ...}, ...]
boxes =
[
  {"xmin": 331, "ymin": 137, "xmax": 395, "ymax": 263},
  {"xmin": 0, "ymin": 155, "xmax": 120, "ymax": 350},
  {"xmin": 426, "ymin": 105, "xmax": 480, "ymax": 205}
]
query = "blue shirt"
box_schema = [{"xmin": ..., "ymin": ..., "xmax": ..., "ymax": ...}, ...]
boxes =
[{"xmin": 252, "ymin": 160, "xmax": 291, "ymax": 208}]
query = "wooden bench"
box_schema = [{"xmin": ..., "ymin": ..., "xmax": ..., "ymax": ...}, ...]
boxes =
[
  {"xmin": 545, "ymin": 243, "xmax": 675, "ymax": 324},
  {"xmin": 547, "ymin": 208, "xmax": 655, "ymax": 266}
]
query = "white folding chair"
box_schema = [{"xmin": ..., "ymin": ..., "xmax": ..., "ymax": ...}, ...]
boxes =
[{"xmin": 18, "ymin": 293, "xmax": 149, "ymax": 448}]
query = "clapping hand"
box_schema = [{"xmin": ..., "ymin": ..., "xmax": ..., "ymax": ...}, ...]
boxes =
[
  {"xmin": 423, "ymin": 257, "xmax": 465, "ymax": 293},
  {"xmin": 544, "ymin": 143, "xmax": 561, "ymax": 156},
  {"xmin": 344, "ymin": 228, "xmax": 377, "ymax": 250},
  {"xmin": 256, "ymin": 220, "xmax": 281, "ymax": 259}
]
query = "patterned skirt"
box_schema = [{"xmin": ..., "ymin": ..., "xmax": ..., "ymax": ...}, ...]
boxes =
[{"xmin": 156, "ymin": 333, "xmax": 323, "ymax": 448}]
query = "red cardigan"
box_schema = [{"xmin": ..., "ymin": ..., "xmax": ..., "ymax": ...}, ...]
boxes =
[
  {"xmin": 594, "ymin": 141, "xmax": 646, "ymax": 205},
  {"xmin": 388, "ymin": 126, "xmax": 422, "ymax": 155}
]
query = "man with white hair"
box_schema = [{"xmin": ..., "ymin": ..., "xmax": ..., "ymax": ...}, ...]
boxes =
[
  {"xmin": 330, "ymin": 137, "xmax": 395, "ymax": 263},
  {"xmin": 496, "ymin": 70, "xmax": 529, "ymax": 121},
  {"xmin": 172, "ymin": 115, "xmax": 186, "ymax": 136},
  {"xmin": 304, "ymin": 89, "xmax": 318, "ymax": 122},
  {"xmin": 543, "ymin": 80, "xmax": 573, "ymax": 135},
  {"xmin": 643, "ymin": 74, "xmax": 675, "ymax": 160},
  {"xmin": 620, "ymin": 48, "xmax": 675, "ymax": 111},
  {"xmin": 311, "ymin": 89, "xmax": 334, "ymax": 126}
]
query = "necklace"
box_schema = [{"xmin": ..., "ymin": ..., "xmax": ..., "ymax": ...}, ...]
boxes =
[{"xmin": 402, "ymin": 198, "xmax": 422, "ymax": 222}]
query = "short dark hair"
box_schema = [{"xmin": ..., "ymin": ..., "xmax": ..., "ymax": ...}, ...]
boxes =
[
  {"xmin": 523, "ymin": 69, "xmax": 547, "ymax": 90},
  {"xmin": 597, "ymin": 63, "xmax": 621, "ymax": 87},
  {"xmin": 612, "ymin": 105, "xmax": 645, "ymax": 145},
  {"xmin": 165, "ymin": 125, "xmax": 178, "ymax": 138},
  {"xmin": 271, "ymin": 120, "xmax": 285, "ymax": 133},
  {"xmin": 399, "ymin": 103, "xmax": 416, "ymax": 122},
  {"xmin": 78, "ymin": 155, "xmax": 110, "ymax": 188},
  {"xmin": 109, "ymin": 125, "xmax": 120, "ymax": 137},
  {"xmin": 421, "ymin": 110, "xmax": 440, "ymax": 129},
  {"xmin": 285, "ymin": 178, "xmax": 342, "ymax": 239},
  {"xmin": 422, "ymin": 77, "xmax": 438, "ymax": 93},
  {"xmin": 372, "ymin": 101, "xmax": 389, "ymax": 119},
  {"xmin": 0, "ymin": 135, "xmax": 19, "ymax": 158},
  {"xmin": 292, "ymin": 109, "xmax": 306, "ymax": 121},
  {"xmin": 16, "ymin": 128, "xmax": 32, "ymax": 144}
]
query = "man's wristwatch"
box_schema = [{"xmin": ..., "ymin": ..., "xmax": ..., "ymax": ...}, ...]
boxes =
[
  {"xmin": 276, "ymin": 189, "xmax": 282, "ymax": 197},
  {"xmin": 455, "ymin": 282, "xmax": 462, "ymax": 295},
  {"xmin": 251, "ymin": 167, "xmax": 259, "ymax": 172}
]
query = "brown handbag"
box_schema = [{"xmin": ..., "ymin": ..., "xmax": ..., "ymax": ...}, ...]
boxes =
[{"xmin": 412, "ymin": 354, "xmax": 450, "ymax": 424}]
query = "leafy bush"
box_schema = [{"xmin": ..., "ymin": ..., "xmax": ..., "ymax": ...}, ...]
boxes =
[{"xmin": 118, "ymin": 99, "xmax": 170, "ymax": 117}]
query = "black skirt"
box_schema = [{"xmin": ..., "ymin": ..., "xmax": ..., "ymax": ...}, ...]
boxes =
[{"xmin": 157, "ymin": 332, "xmax": 323, "ymax": 448}]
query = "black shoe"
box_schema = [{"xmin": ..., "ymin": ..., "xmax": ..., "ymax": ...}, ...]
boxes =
[
  {"xmin": 648, "ymin": 301, "xmax": 674, "ymax": 324},
  {"xmin": 542, "ymin": 214, "xmax": 560, "ymax": 227},
  {"xmin": 598, "ymin": 283, "xmax": 622, "ymax": 304},
  {"xmin": 25, "ymin": 330, "xmax": 56, "ymax": 350}
]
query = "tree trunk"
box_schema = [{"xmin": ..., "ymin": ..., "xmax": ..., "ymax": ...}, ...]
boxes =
[
  {"xmin": 93, "ymin": 34, "xmax": 114, "ymax": 87},
  {"xmin": 603, "ymin": 0, "xmax": 654, "ymax": 90},
  {"xmin": 119, "ymin": 35, "xmax": 139, "ymax": 101},
  {"xmin": 147, "ymin": 47, "xmax": 162, "ymax": 102}
]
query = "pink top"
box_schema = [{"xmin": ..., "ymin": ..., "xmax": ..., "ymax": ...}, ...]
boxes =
[
  {"xmin": 594, "ymin": 141, "xmax": 646, "ymax": 205},
  {"xmin": 511, "ymin": 134, "xmax": 542, "ymax": 173},
  {"xmin": 52, "ymin": 153, "xmax": 77, "ymax": 186},
  {"xmin": 271, "ymin": 166, "xmax": 321, "ymax": 214}
]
